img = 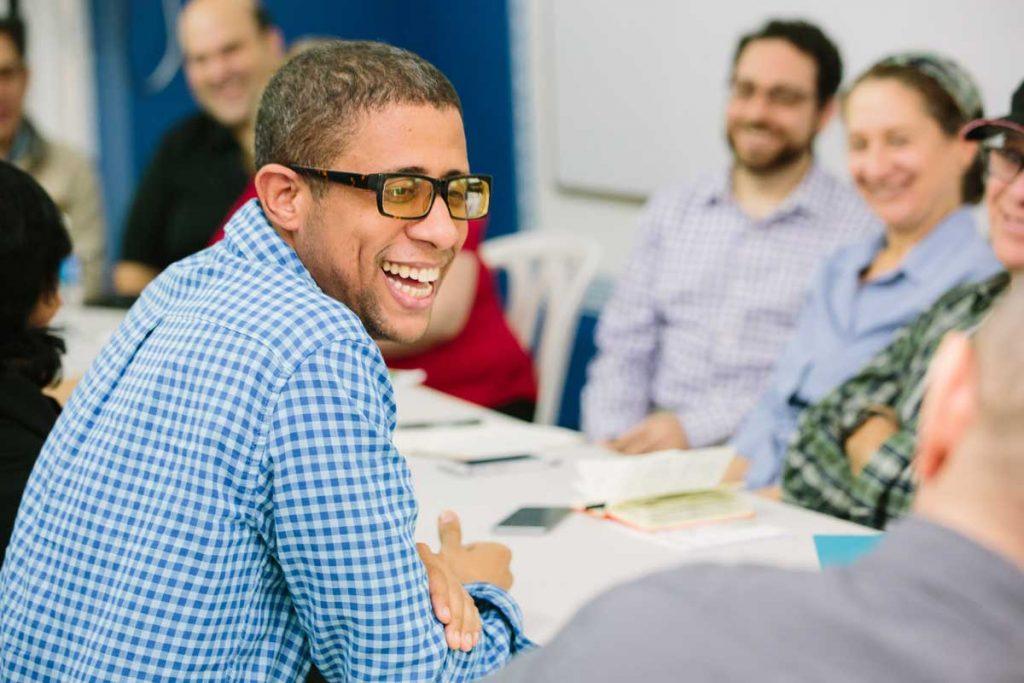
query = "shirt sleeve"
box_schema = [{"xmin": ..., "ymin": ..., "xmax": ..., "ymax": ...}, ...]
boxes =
[
  {"xmin": 674, "ymin": 397, "xmax": 746, "ymax": 448},
  {"xmin": 262, "ymin": 339, "xmax": 531, "ymax": 681},
  {"xmin": 581, "ymin": 200, "xmax": 665, "ymax": 441},
  {"xmin": 119, "ymin": 137, "xmax": 173, "ymax": 268},
  {"xmin": 781, "ymin": 308, "xmax": 934, "ymax": 527},
  {"xmin": 851, "ymin": 428, "xmax": 917, "ymax": 527}
]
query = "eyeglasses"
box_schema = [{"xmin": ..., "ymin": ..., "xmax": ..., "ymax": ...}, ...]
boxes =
[
  {"xmin": 729, "ymin": 79, "xmax": 812, "ymax": 108},
  {"xmin": 984, "ymin": 144, "xmax": 1024, "ymax": 184},
  {"xmin": 288, "ymin": 165, "xmax": 492, "ymax": 220}
]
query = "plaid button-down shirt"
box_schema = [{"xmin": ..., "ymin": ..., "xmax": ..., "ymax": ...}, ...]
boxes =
[
  {"xmin": 0, "ymin": 200, "xmax": 530, "ymax": 681},
  {"xmin": 582, "ymin": 164, "xmax": 878, "ymax": 445},
  {"xmin": 782, "ymin": 272, "xmax": 1010, "ymax": 529}
]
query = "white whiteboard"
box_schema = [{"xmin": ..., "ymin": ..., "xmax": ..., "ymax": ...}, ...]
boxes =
[{"xmin": 550, "ymin": 0, "xmax": 1024, "ymax": 198}]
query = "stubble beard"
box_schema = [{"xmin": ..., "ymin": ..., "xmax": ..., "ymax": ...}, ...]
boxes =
[
  {"xmin": 727, "ymin": 123, "xmax": 814, "ymax": 176},
  {"xmin": 297, "ymin": 206, "xmax": 397, "ymax": 342}
]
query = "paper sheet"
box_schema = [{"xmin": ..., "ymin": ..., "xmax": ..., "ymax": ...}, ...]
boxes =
[{"xmin": 394, "ymin": 421, "xmax": 582, "ymax": 460}]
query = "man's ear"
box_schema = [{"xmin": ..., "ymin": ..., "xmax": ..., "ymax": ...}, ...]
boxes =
[
  {"xmin": 265, "ymin": 27, "xmax": 285, "ymax": 61},
  {"xmin": 915, "ymin": 332, "xmax": 979, "ymax": 481},
  {"xmin": 255, "ymin": 164, "xmax": 310, "ymax": 241},
  {"xmin": 956, "ymin": 138, "xmax": 980, "ymax": 174},
  {"xmin": 814, "ymin": 97, "xmax": 837, "ymax": 134}
]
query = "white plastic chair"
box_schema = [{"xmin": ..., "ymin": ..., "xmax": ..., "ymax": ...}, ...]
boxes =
[{"xmin": 481, "ymin": 232, "xmax": 601, "ymax": 425}]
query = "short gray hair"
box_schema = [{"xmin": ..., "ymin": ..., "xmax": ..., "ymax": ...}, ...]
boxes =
[{"xmin": 254, "ymin": 40, "xmax": 462, "ymax": 180}]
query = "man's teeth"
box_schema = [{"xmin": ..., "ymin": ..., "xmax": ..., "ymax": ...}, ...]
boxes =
[
  {"xmin": 381, "ymin": 260, "xmax": 440, "ymax": 283},
  {"xmin": 393, "ymin": 280, "xmax": 432, "ymax": 298}
]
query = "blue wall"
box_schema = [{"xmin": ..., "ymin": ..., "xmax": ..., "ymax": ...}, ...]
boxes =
[
  {"xmin": 91, "ymin": 1, "xmax": 520, "ymax": 258},
  {"xmin": 90, "ymin": 0, "xmax": 602, "ymax": 430}
]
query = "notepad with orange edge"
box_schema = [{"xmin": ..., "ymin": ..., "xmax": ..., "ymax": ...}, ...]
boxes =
[
  {"xmin": 573, "ymin": 447, "xmax": 755, "ymax": 532},
  {"xmin": 604, "ymin": 489, "xmax": 755, "ymax": 532}
]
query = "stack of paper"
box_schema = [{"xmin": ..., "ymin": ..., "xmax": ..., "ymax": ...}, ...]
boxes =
[{"xmin": 394, "ymin": 421, "xmax": 582, "ymax": 461}]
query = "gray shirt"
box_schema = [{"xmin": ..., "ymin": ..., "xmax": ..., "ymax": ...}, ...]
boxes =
[{"xmin": 491, "ymin": 518, "xmax": 1024, "ymax": 682}]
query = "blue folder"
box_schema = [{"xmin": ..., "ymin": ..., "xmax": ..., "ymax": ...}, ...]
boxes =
[{"xmin": 814, "ymin": 534, "xmax": 884, "ymax": 568}]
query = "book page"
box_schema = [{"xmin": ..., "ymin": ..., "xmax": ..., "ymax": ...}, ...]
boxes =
[{"xmin": 574, "ymin": 447, "xmax": 735, "ymax": 504}]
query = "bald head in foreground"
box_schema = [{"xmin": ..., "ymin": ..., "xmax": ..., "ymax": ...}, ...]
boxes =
[{"xmin": 492, "ymin": 284, "xmax": 1024, "ymax": 681}]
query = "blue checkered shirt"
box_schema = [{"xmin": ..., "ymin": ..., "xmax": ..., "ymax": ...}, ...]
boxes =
[
  {"xmin": 0, "ymin": 200, "xmax": 531, "ymax": 681},
  {"xmin": 582, "ymin": 164, "xmax": 879, "ymax": 446}
]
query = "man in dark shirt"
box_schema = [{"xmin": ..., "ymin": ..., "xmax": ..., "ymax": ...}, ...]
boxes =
[{"xmin": 114, "ymin": 0, "xmax": 282, "ymax": 295}]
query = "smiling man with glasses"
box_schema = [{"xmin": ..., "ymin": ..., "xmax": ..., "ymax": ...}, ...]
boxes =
[{"xmin": 0, "ymin": 41, "xmax": 531, "ymax": 681}]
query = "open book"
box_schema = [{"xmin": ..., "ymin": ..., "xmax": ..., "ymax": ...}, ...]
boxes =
[{"xmin": 574, "ymin": 447, "xmax": 754, "ymax": 532}]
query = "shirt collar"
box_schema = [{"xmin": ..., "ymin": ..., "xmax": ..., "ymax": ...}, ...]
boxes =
[
  {"xmin": 700, "ymin": 161, "xmax": 833, "ymax": 220},
  {"xmin": 886, "ymin": 207, "xmax": 980, "ymax": 284},
  {"xmin": 220, "ymin": 198, "xmax": 321, "ymax": 291}
]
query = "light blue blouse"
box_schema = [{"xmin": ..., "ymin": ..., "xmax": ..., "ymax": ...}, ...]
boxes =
[{"xmin": 733, "ymin": 207, "xmax": 1003, "ymax": 488}]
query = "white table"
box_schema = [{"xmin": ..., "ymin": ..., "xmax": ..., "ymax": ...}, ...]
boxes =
[
  {"xmin": 396, "ymin": 384, "xmax": 876, "ymax": 644},
  {"xmin": 51, "ymin": 306, "xmax": 876, "ymax": 645}
]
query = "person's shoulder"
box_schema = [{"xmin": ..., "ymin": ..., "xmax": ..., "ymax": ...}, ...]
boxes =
[
  {"xmin": 647, "ymin": 171, "xmax": 717, "ymax": 208},
  {"xmin": 809, "ymin": 165, "xmax": 875, "ymax": 216},
  {"xmin": 954, "ymin": 217, "xmax": 1004, "ymax": 278},
  {"xmin": 37, "ymin": 137, "xmax": 90, "ymax": 169},
  {"xmin": 821, "ymin": 230, "xmax": 882, "ymax": 273},
  {"xmin": 155, "ymin": 112, "xmax": 231, "ymax": 155},
  {"xmin": 595, "ymin": 562, "xmax": 805, "ymax": 618},
  {"xmin": 158, "ymin": 251, "xmax": 374, "ymax": 373},
  {"xmin": 639, "ymin": 171, "xmax": 722, "ymax": 232},
  {"xmin": 931, "ymin": 270, "xmax": 1010, "ymax": 313}
]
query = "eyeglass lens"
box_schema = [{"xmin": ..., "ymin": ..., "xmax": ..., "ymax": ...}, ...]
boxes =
[
  {"xmin": 988, "ymin": 147, "xmax": 1024, "ymax": 183},
  {"xmin": 380, "ymin": 176, "xmax": 490, "ymax": 219}
]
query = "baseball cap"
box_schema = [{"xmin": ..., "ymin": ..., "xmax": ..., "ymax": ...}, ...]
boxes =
[{"xmin": 963, "ymin": 79, "xmax": 1024, "ymax": 139}]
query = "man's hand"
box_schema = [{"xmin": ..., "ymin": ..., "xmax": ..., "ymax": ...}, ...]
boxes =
[
  {"xmin": 417, "ymin": 540, "xmax": 482, "ymax": 653},
  {"xmin": 437, "ymin": 510, "xmax": 514, "ymax": 591},
  {"xmin": 844, "ymin": 414, "xmax": 899, "ymax": 476},
  {"xmin": 607, "ymin": 411, "xmax": 689, "ymax": 455},
  {"xmin": 417, "ymin": 510, "xmax": 514, "ymax": 653},
  {"xmin": 721, "ymin": 455, "xmax": 749, "ymax": 484}
]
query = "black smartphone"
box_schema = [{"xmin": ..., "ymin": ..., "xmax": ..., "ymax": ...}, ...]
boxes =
[{"xmin": 493, "ymin": 506, "xmax": 573, "ymax": 535}]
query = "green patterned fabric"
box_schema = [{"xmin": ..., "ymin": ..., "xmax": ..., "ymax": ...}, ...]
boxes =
[{"xmin": 782, "ymin": 272, "xmax": 1010, "ymax": 528}]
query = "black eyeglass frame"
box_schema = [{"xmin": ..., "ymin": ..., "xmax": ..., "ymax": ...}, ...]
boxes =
[{"xmin": 287, "ymin": 165, "xmax": 492, "ymax": 220}]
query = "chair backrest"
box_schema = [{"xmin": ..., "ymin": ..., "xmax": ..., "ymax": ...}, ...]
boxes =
[{"xmin": 481, "ymin": 232, "xmax": 601, "ymax": 425}]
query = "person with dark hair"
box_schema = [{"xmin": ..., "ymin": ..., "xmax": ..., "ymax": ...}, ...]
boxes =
[
  {"xmin": 0, "ymin": 40, "xmax": 531, "ymax": 680},
  {"xmin": 582, "ymin": 18, "xmax": 876, "ymax": 454},
  {"xmin": 783, "ymin": 79, "xmax": 1024, "ymax": 528},
  {"xmin": 113, "ymin": 0, "xmax": 283, "ymax": 296},
  {"xmin": 0, "ymin": 160, "xmax": 70, "ymax": 568},
  {"xmin": 0, "ymin": 16, "xmax": 106, "ymax": 300},
  {"xmin": 732, "ymin": 53, "xmax": 1000, "ymax": 491},
  {"xmin": 489, "ymin": 260, "xmax": 1024, "ymax": 683}
]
